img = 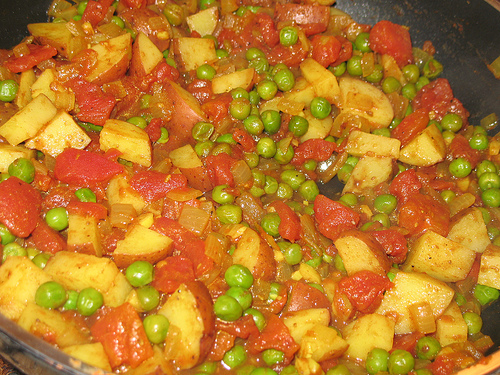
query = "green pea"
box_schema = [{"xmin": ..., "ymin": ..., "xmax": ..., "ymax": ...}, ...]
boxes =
[
  {"xmin": 231, "ymin": 88, "xmax": 249, "ymax": 100},
  {"xmin": 77, "ymin": 287, "xmax": 103, "ymax": 316},
  {"xmin": 77, "ymin": 0, "xmax": 88, "ymax": 15},
  {"xmin": 63, "ymin": 290, "xmax": 79, "ymax": 310},
  {"xmin": 449, "ymin": 158, "xmax": 471, "ymax": 178},
  {"xmin": 387, "ymin": 271, "xmax": 397, "ymax": 282},
  {"xmin": 216, "ymin": 204, "xmax": 243, "ymax": 224},
  {"xmin": 374, "ymin": 194, "xmax": 397, "ymax": 214},
  {"xmin": 158, "ymin": 128, "xmax": 170, "ymax": 143},
  {"xmin": 415, "ymin": 76, "xmax": 430, "ymax": 91},
  {"xmin": 261, "ymin": 110, "xmax": 281, "ymax": 134},
  {"xmin": 8, "ymin": 158, "xmax": 35, "ymax": 183},
  {"xmin": 137, "ymin": 285, "xmax": 160, "ymax": 311},
  {"xmin": 244, "ymin": 152, "xmax": 259, "ymax": 168},
  {"xmin": 402, "ymin": 64, "xmax": 420, "ymax": 84},
  {"xmin": 216, "ymin": 133, "xmax": 237, "ymax": 144},
  {"xmin": 226, "ymin": 286, "xmax": 252, "ymax": 310},
  {"xmin": 223, "ymin": 344, "xmax": 247, "ymax": 368},
  {"xmin": 339, "ymin": 193, "xmax": 358, "ymax": 207},
  {"xmin": 423, "ymin": 59, "xmax": 443, "ymax": 79},
  {"xmin": 248, "ymin": 90, "xmax": 260, "ymax": 105},
  {"xmin": 244, "ymin": 308, "xmax": 266, "ymax": 331},
  {"xmin": 280, "ymin": 26, "xmax": 298, "ymax": 46},
  {"xmin": 334, "ymin": 254, "xmax": 346, "ymax": 273},
  {"xmin": 127, "ymin": 116, "xmax": 147, "ymax": 129},
  {"xmin": 216, "ymin": 48, "xmax": 229, "ymax": 59},
  {"xmin": 469, "ymin": 132, "xmax": 489, "ymax": 150},
  {"xmin": 246, "ymin": 47, "xmax": 266, "ymax": 61},
  {"xmin": 212, "ymin": 184, "xmax": 235, "ymax": 204},
  {"xmin": 262, "ymin": 349, "xmax": 284, "ymax": 366},
  {"xmin": 304, "ymin": 160, "xmax": 317, "ymax": 171},
  {"xmin": 474, "ymin": 284, "xmax": 500, "ymax": 305},
  {"xmin": 195, "ymin": 140, "xmax": 214, "ymax": 158},
  {"xmin": 283, "ymin": 243, "xmax": 302, "ymax": 265},
  {"xmin": 479, "ymin": 172, "xmax": 500, "ymax": 191},
  {"xmin": 261, "ymin": 213, "xmax": 281, "ymax": 237},
  {"xmin": 32, "ymin": 252, "xmax": 51, "ymax": 269},
  {"xmin": 463, "ymin": 311, "xmax": 482, "ymax": 335},
  {"xmin": 274, "ymin": 140, "xmax": 294, "ymax": 165},
  {"xmin": 0, "ymin": 80, "xmax": 19, "ymax": 102},
  {"xmin": 45, "ymin": 207, "xmax": 69, "ymax": 231},
  {"xmin": 416, "ymin": 336, "xmax": 441, "ymax": 360},
  {"xmin": 196, "ymin": 362, "xmax": 217, "ymax": 375},
  {"xmin": 35, "ymin": 281, "xmax": 67, "ymax": 309},
  {"xmin": 2, "ymin": 242, "xmax": 27, "ymax": 262},
  {"xmin": 256, "ymin": 137, "xmax": 277, "ymax": 158},
  {"xmin": 337, "ymin": 163, "xmax": 354, "ymax": 184},
  {"xmin": 299, "ymin": 180, "xmax": 319, "ymax": 201},
  {"xmin": 249, "ymin": 367, "xmax": 277, "ymax": 375},
  {"xmin": 330, "ymin": 62, "xmax": 347, "ymax": 77},
  {"xmin": 401, "ymin": 83, "xmax": 417, "ymax": 100},
  {"xmin": 143, "ymin": 314, "xmax": 170, "ymax": 344},
  {"xmin": 479, "ymin": 207, "xmax": 491, "ymax": 224},
  {"xmin": 230, "ymin": 97, "xmax": 252, "ymax": 120},
  {"xmin": 441, "ymin": 113, "xmax": 463, "ymax": 133},
  {"xmin": 281, "ymin": 169, "xmax": 306, "ymax": 190},
  {"xmin": 326, "ymin": 364, "xmax": 351, "ymax": 375},
  {"xmin": 476, "ymin": 160, "xmax": 498, "ymax": 177},
  {"xmin": 273, "ymin": 68, "xmax": 295, "ymax": 92},
  {"xmin": 389, "ymin": 118, "xmax": 402, "ymax": 130},
  {"xmin": 192, "ymin": 122, "xmax": 214, "ymax": 142},
  {"xmin": 354, "ymin": 32, "xmax": 371, "ymax": 52},
  {"xmin": 366, "ymin": 348, "xmax": 389, "ymax": 374},
  {"xmin": 140, "ymin": 94, "xmax": 151, "ymax": 109},
  {"xmin": 257, "ymin": 80, "xmax": 278, "ymax": 100},
  {"xmin": 281, "ymin": 365, "xmax": 299, "ymax": 375},
  {"xmin": 382, "ymin": 76, "xmax": 401, "ymax": 94},
  {"xmin": 310, "ymin": 97, "xmax": 332, "ymax": 119},
  {"xmin": 126, "ymin": 261, "xmax": 154, "ymax": 287},
  {"xmin": 488, "ymin": 226, "xmax": 500, "ymax": 240},
  {"xmin": 372, "ymin": 127, "xmax": 391, "ymax": 137},
  {"xmin": 366, "ymin": 64, "xmax": 384, "ymax": 83},
  {"xmin": 264, "ymin": 175, "xmax": 278, "ymax": 195},
  {"xmin": 276, "ymin": 182, "xmax": 293, "ymax": 199},
  {"xmin": 372, "ymin": 213, "xmax": 390, "ymax": 227},
  {"xmin": 346, "ymin": 55, "xmax": 363, "ymax": 76},
  {"xmin": 214, "ymin": 294, "xmax": 243, "ymax": 321},
  {"xmin": 0, "ymin": 224, "xmax": 15, "ymax": 245},
  {"xmin": 482, "ymin": 188, "xmax": 500, "ymax": 207},
  {"xmin": 415, "ymin": 369, "xmax": 433, "ymax": 375},
  {"xmin": 288, "ymin": 115, "xmax": 309, "ymax": 137},
  {"xmin": 388, "ymin": 349, "xmax": 414, "ymax": 375},
  {"xmin": 440, "ymin": 189, "xmax": 456, "ymax": 203},
  {"xmin": 225, "ymin": 264, "xmax": 254, "ymax": 289},
  {"xmin": 345, "ymin": 155, "xmax": 359, "ymax": 167},
  {"xmin": 243, "ymin": 115, "xmax": 264, "ymax": 135},
  {"xmin": 237, "ymin": 365, "xmax": 257, "ymax": 375}
]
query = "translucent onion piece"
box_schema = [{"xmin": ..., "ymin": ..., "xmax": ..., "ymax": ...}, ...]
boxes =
[
  {"xmin": 481, "ymin": 112, "xmax": 499, "ymax": 132},
  {"xmin": 448, "ymin": 193, "xmax": 475, "ymax": 217},
  {"xmin": 231, "ymin": 159, "xmax": 252, "ymax": 186},
  {"xmin": 409, "ymin": 301, "xmax": 436, "ymax": 334},
  {"xmin": 205, "ymin": 232, "xmax": 230, "ymax": 265},
  {"xmin": 178, "ymin": 205, "xmax": 210, "ymax": 236},
  {"xmin": 109, "ymin": 203, "xmax": 137, "ymax": 229},
  {"xmin": 166, "ymin": 188, "xmax": 203, "ymax": 202}
]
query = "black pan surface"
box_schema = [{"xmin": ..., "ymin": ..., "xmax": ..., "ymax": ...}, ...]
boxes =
[{"xmin": 0, "ymin": 0, "xmax": 498, "ymax": 374}]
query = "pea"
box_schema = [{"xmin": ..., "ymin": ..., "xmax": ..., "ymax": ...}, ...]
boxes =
[
  {"xmin": 326, "ymin": 364, "xmax": 351, "ymax": 375},
  {"xmin": 415, "ymin": 76, "xmax": 430, "ymax": 91},
  {"xmin": 246, "ymin": 47, "xmax": 266, "ymax": 61},
  {"xmin": 215, "ymin": 48, "xmax": 229, "ymax": 58},
  {"xmin": 479, "ymin": 172, "xmax": 500, "ymax": 191},
  {"xmin": 264, "ymin": 175, "xmax": 279, "ymax": 195},
  {"xmin": 249, "ymin": 57, "xmax": 269, "ymax": 74},
  {"xmin": 35, "ymin": 281, "xmax": 67, "ymax": 309},
  {"xmin": 214, "ymin": 294, "xmax": 243, "ymax": 321},
  {"xmin": 416, "ymin": 336, "xmax": 441, "ymax": 360},
  {"xmin": 230, "ymin": 97, "xmax": 252, "ymax": 120},
  {"xmin": 374, "ymin": 194, "xmax": 397, "ymax": 214},
  {"xmin": 249, "ymin": 368, "xmax": 277, "ymax": 375},
  {"xmin": 449, "ymin": 158, "xmax": 471, "ymax": 178},
  {"xmin": 463, "ymin": 311, "xmax": 482, "ymax": 335},
  {"xmin": 140, "ymin": 94, "xmax": 151, "ymax": 109},
  {"xmin": 216, "ymin": 133, "xmax": 237, "ymax": 145},
  {"xmin": 248, "ymin": 90, "xmax": 260, "ymax": 105},
  {"xmin": 244, "ymin": 308, "xmax": 266, "ymax": 331},
  {"xmin": 440, "ymin": 189, "xmax": 456, "ymax": 203},
  {"xmin": 354, "ymin": 32, "xmax": 371, "ymax": 52},
  {"xmin": 281, "ymin": 169, "xmax": 306, "ymax": 190},
  {"xmin": 282, "ymin": 243, "xmax": 302, "ymax": 265},
  {"xmin": 162, "ymin": 2, "xmax": 183, "ymax": 25},
  {"xmin": 262, "ymin": 349, "xmax": 285, "ymax": 366},
  {"xmin": 274, "ymin": 140, "xmax": 294, "ymax": 165},
  {"xmin": 63, "ymin": 290, "xmax": 79, "ymax": 310},
  {"xmin": 192, "ymin": 121, "xmax": 215, "ymax": 142},
  {"xmin": 389, "ymin": 118, "xmax": 402, "ymax": 130},
  {"xmin": 244, "ymin": 152, "xmax": 260, "ymax": 168},
  {"xmin": 136, "ymin": 285, "xmax": 160, "ymax": 311},
  {"xmin": 256, "ymin": 137, "xmax": 277, "ymax": 158},
  {"xmin": 243, "ymin": 115, "xmax": 264, "ymax": 135},
  {"xmin": 77, "ymin": 287, "xmax": 103, "ymax": 316},
  {"xmin": 299, "ymin": 180, "xmax": 319, "ymax": 201},
  {"xmin": 337, "ymin": 163, "xmax": 354, "ymax": 184},
  {"xmin": 402, "ymin": 64, "xmax": 420, "ymax": 84},
  {"xmin": 330, "ymin": 62, "xmax": 347, "ymax": 77},
  {"xmin": 423, "ymin": 59, "xmax": 443, "ymax": 79},
  {"xmin": 216, "ymin": 204, "xmax": 243, "ymax": 224},
  {"xmin": 387, "ymin": 349, "xmax": 414, "ymax": 375},
  {"xmin": 474, "ymin": 284, "xmax": 500, "ymax": 305},
  {"xmin": 280, "ymin": 26, "xmax": 298, "ymax": 46},
  {"xmin": 441, "ymin": 113, "xmax": 463, "ymax": 133},
  {"xmin": 469, "ymin": 132, "xmax": 489, "ymax": 150},
  {"xmin": 226, "ymin": 286, "xmax": 253, "ymax": 310},
  {"xmin": 126, "ymin": 261, "xmax": 154, "ymax": 287},
  {"xmin": 310, "ymin": 97, "xmax": 332, "ymax": 120},
  {"xmin": 252, "ymin": 169, "xmax": 266, "ymax": 187},
  {"xmin": 372, "ymin": 213, "xmax": 390, "ymax": 227},
  {"xmin": 372, "ymin": 128, "xmax": 391, "ymax": 137},
  {"xmin": 476, "ymin": 160, "xmax": 498, "ymax": 177},
  {"xmin": 261, "ymin": 110, "xmax": 281, "ymax": 135},
  {"xmin": 223, "ymin": 344, "xmax": 247, "ymax": 368},
  {"xmin": 196, "ymin": 362, "xmax": 217, "ymax": 375},
  {"xmin": 143, "ymin": 314, "xmax": 170, "ymax": 344},
  {"xmin": 261, "ymin": 213, "xmax": 281, "ymax": 237},
  {"xmin": 339, "ymin": 193, "xmax": 358, "ymax": 207},
  {"xmin": 0, "ymin": 224, "xmax": 15, "ymax": 245},
  {"xmin": 288, "ymin": 115, "xmax": 309, "ymax": 137},
  {"xmin": 225, "ymin": 264, "xmax": 253, "ymax": 289},
  {"xmin": 346, "ymin": 55, "xmax": 363, "ymax": 76},
  {"xmin": 212, "ymin": 184, "xmax": 235, "ymax": 205},
  {"xmin": 276, "ymin": 182, "xmax": 293, "ymax": 199},
  {"xmin": 304, "ymin": 160, "xmax": 317, "ymax": 171},
  {"xmin": 479, "ymin": 207, "xmax": 491, "ymax": 225},
  {"xmin": 0, "ymin": 79, "xmax": 19, "ymax": 102},
  {"xmin": 257, "ymin": 80, "xmax": 278, "ymax": 100},
  {"xmin": 195, "ymin": 140, "xmax": 214, "ymax": 158},
  {"xmin": 127, "ymin": 116, "xmax": 148, "ymax": 129},
  {"xmin": 77, "ymin": 0, "xmax": 88, "ymax": 15},
  {"xmin": 401, "ymin": 83, "xmax": 417, "ymax": 100},
  {"xmin": 382, "ymin": 76, "xmax": 401, "ymax": 94},
  {"xmin": 366, "ymin": 348, "xmax": 389, "ymax": 374},
  {"xmin": 8, "ymin": 158, "xmax": 35, "ymax": 183},
  {"xmin": 482, "ymin": 188, "xmax": 500, "ymax": 207},
  {"xmin": 366, "ymin": 64, "xmax": 384, "ymax": 83},
  {"xmin": 32, "ymin": 252, "xmax": 51, "ymax": 269},
  {"xmin": 165, "ymin": 55, "xmax": 175, "ymax": 67},
  {"xmin": 415, "ymin": 370, "xmax": 433, "ymax": 375},
  {"xmin": 273, "ymin": 68, "xmax": 295, "ymax": 92},
  {"xmin": 2, "ymin": 242, "xmax": 27, "ymax": 262},
  {"xmin": 281, "ymin": 365, "xmax": 299, "ymax": 375},
  {"xmin": 45, "ymin": 207, "xmax": 69, "ymax": 231}
]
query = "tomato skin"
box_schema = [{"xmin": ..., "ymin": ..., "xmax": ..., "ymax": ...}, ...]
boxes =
[
  {"xmin": 0, "ymin": 177, "xmax": 42, "ymax": 237},
  {"xmin": 216, "ymin": 314, "xmax": 260, "ymax": 340},
  {"xmin": 371, "ymin": 228, "xmax": 408, "ymax": 264},
  {"xmin": 201, "ymin": 93, "xmax": 232, "ymax": 125},
  {"xmin": 66, "ymin": 201, "xmax": 108, "ymax": 220},
  {"xmin": 4, "ymin": 44, "xmax": 57, "ymax": 73},
  {"xmin": 389, "ymin": 168, "xmax": 422, "ymax": 204},
  {"xmin": 285, "ymin": 281, "xmax": 331, "ymax": 312},
  {"xmin": 392, "ymin": 332, "xmax": 424, "ymax": 355},
  {"xmin": 130, "ymin": 171, "xmax": 188, "ymax": 201},
  {"xmin": 271, "ymin": 201, "xmax": 302, "ymax": 243},
  {"xmin": 30, "ymin": 220, "xmax": 67, "ymax": 254},
  {"xmin": 332, "ymin": 35, "xmax": 353, "ymax": 66},
  {"xmin": 151, "ymin": 256, "xmax": 195, "ymax": 294},
  {"xmin": 310, "ymin": 35, "xmax": 341, "ymax": 68},
  {"xmin": 255, "ymin": 12, "xmax": 279, "ymax": 47},
  {"xmin": 338, "ymin": 270, "xmax": 392, "ymax": 313},
  {"xmin": 314, "ymin": 194, "xmax": 360, "ymax": 241},
  {"xmin": 143, "ymin": 118, "xmax": 163, "ymax": 143},
  {"xmin": 82, "ymin": 0, "xmax": 114, "ymax": 26},
  {"xmin": 232, "ymin": 128, "xmax": 256, "ymax": 153},
  {"xmin": 54, "ymin": 148, "xmax": 124, "ymax": 186},
  {"xmin": 390, "ymin": 109, "xmax": 429, "ymax": 146},
  {"xmin": 291, "ymin": 138, "xmax": 337, "ymax": 166},
  {"xmin": 448, "ymin": 134, "xmax": 481, "ymax": 169},
  {"xmin": 91, "ymin": 303, "xmax": 154, "ymax": 369},
  {"xmin": 205, "ymin": 153, "xmax": 237, "ymax": 187},
  {"xmin": 398, "ymin": 193, "xmax": 450, "ymax": 237},
  {"xmin": 369, "ymin": 20, "xmax": 413, "ymax": 67},
  {"xmin": 275, "ymin": 3, "xmax": 330, "ymax": 36}
]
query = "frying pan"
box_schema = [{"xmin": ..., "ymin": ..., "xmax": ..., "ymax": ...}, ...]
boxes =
[{"xmin": 0, "ymin": 0, "xmax": 498, "ymax": 374}]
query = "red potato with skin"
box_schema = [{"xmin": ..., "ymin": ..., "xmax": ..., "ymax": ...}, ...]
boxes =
[{"xmin": 275, "ymin": 3, "xmax": 330, "ymax": 36}]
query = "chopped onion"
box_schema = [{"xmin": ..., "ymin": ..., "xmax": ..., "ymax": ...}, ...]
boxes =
[
  {"xmin": 409, "ymin": 301, "xmax": 436, "ymax": 334},
  {"xmin": 205, "ymin": 232, "xmax": 230, "ymax": 265},
  {"xmin": 448, "ymin": 193, "xmax": 475, "ymax": 216},
  {"xmin": 178, "ymin": 205, "xmax": 210, "ymax": 236},
  {"xmin": 317, "ymin": 150, "xmax": 348, "ymax": 184},
  {"xmin": 481, "ymin": 112, "xmax": 499, "ymax": 132},
  {"xmin": 488, "ymin": 55, "xmax": 500, "ymax": 79},
  {"xmin": 109, "ymin": 203, "xmax": 137, "ymax": 229},
  {"xmin": 361, "ymin": 52, "xmax": 375, "ymax": 77},
  {"xmin": 231, "ymin": 159, "xmax": 252, "ymax": 186},
  {"xmin": 166, "ymin": 188, "xmax": 203, "ymax": 202}
]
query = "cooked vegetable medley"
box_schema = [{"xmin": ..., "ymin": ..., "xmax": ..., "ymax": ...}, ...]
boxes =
[{"xmin": 0, "ymin": 0, "xmax": 499, "ymax": 374}]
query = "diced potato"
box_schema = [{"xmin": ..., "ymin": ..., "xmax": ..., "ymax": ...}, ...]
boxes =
[
  {"xmin": 282, "ymin": 308, "xmax": 330, "ymax": 344},
  {"xmin": 106, "ymin": 174, "xmax": 147, "ymax": 215},
  {"xmin": 186, "ymin": 7, "xmax": 219, "ymax": 37},
  {"xmin": 67, "ymin": 213, "xmax": 102, "ymax": 257},
  {"xmin": 346, "ymin": 129, "xmax": 401, "ymax": 158},
  {"xmin": 0, "ymin": 256, "xmax": 52, "ymax": 320},
  {"xmin": 334, "ymin": 230, "xmax": 391, "ymax": 276},
  {"xmin": 342, "ymin": 156, "xmax": 393, "ymax": 194},
  {"xmin": 381, "ymin": 54, "xmax": 405, "ymax": 84},
  {"xmin": 299, "ymin": 325, "xmax": 349, "ymax": 362},
  {"xmin": 62, "ymin": 343, "xmax": 112, "ymax": 372},
  {"xmin": 31, "ymin": 68, "xmax": 56, "ymax": 103},
  {"xmin": 44, "ymin": 251, "xmax": 132, "ymax": 307},
  {"xmin": 294, "ymin": 357, "xmax": 324, "ymax": 375},
  {"xmin": 0, "ymin": 145, "xmax": 36, "ymax": 173},
  {"xmin": 284, "ymin": 77, "xmax": 316, "ymax": 108},
  {"xmin": 113, "ymin": 224, "xmax": 174, "ymax": 268},
  {"xmin": 375, "ymin": 271, "xmax": 454, "ymax": 334},
  {"xmin": 478, "ymin": 245, "xmax": 500, "ymax": 289},
  {"xmin": 398, "ymin": 123, "xmax": 446, "ymax": 167},
  {"xmin": 15, "ymin": 69, "xmax": 36, "ymax": 108},
  {"xmin": 129, "ymin": 32, "xmax": 164, "ymax": 77},
  {"xmin": 0, "ymin": 94, "xmax": 57, "ymax": 146},
  {"xmin": 342, "ymin": 313, "xmax": 395, "ymax": 362},
  {"xmin": 300, "ymin": 58, "xmax": 340, "ymax": 104},
  {"xmin": 18, "ymin": 303, "xmax": 90, "ymax": 348},
  {"xmin": 169, "ymin": 145, "xmax": 203, "ymax": 169},
  {"xmin": 402, "ymin": 231, "xmax": 476, "ymax": 282},
  {"xmin": 172, "ymin": 37, "xmax": 217, "ymax": 72},
  {"xmin": 211, "ymin": 68, "xmax": 255, "ymax": 94},
  {"xmin": 25, "ymin": 111, "xmax": 91, "ymax": 157},
  {"xmin": 28, "ymin": 22, "xmax": 74, "ymax": 58},
  {"xmin": 435, "ymin": 301, "xmax": 468, "ymax": 347},
  {"xmin": 100, "ymin": 119, "xmax": 152, "ymax": 167},
  {"xmin": 338, "ymin": 77, "xmax": 394, "ymax": 128},
  {"xmin": 300, "ymin": 110, "xmax": 334, "ymax": 142},
  {"xmin": 447, "ymin": 208, "xmax": 490, "ymax": 253}
]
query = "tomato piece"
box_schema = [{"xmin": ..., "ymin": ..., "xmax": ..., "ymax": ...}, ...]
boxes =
[
  {"xmin": 130, "ymin": 171, "xmax": 188, "ymax": 201},
  {"xmin": 0, "ymin": 177, "xmax": 42, "ymax": 237},
  {"xmin": 119, "ymin": 0, "xmax": 147, "ymax": 8},
  {"xmin": 285, "ymin": 281, "xmax": 331, "ymax": 312},
  {"xmin": 268, "ymin": 284, "xmax": 288, "ymax": 314},
  {"xmin": 216, "ymin": 314, "xmax": 260, "ymax": 340},
  {"xmin": 232, "ymin": 128, "xmax": 256, "ymax": 152},
  {"xmin": 151, "ymin": 256, "xmax": 195, "ymax": 294},
  {"xmin": 30, "ymin": 220, "xmax": 67, "ymax": 254},
  {"xmin": 206, "ymin": 330, "xmax": 235, "ymax": 362},
  {"xmin": 392, "ymin": 332, "xmax": 424, "ymax": 355},
  {"xmin": 66, "ymin": 201, "xmax": 108, "ymax": 220},
  {"xmin": 144, "ymin": 118, "xmax": 163, "ymax": 143},
  {"xmin": 448, "ymin": 134, "xmax": 481, "ymax": 169},
  {"xmin": 271, "ymin": 201, "xmax": 301, "ymax": 243},
  {"xmin": 390, "ymin": 109, "xmax": 429, "ymax": 146},
  {"xmin": 201, "ymin": 93, "xmax": 232, "ymax": 125},
  {"xmin": 4, "ymin": 44, "xmax": 57, "ymax": 73},
  {"xmin": 338, "ymin": 270, "xmax": 392, "ymax": 313},
  {"xmin": 291, "ymin": 138, "xmax": 337, "ymax": 166},
  {"xmin": 332, "ymin": 35, "xmax": 353, "ymax": 66},
  {"xmin": 426, "ymin": 353, "xmax": 464, "ymax": 375},
  {"xmin": 255, "ymin": 12, "xmax": 279, "ymax": 47},
  {"xmin": 310, "ymin": 35, "xmax": 341, "ymax": 68},
  {"xmin": 67, "ymin": 78, "xmax": 116, "ymax": 126},
  {"xmin": 82, "ymin": 0, "xmax": 114, "ymax": 26},
  {"xmin": 398, "ymin": 193, "xmax": 450, "ymax": 237},
  {"xmin": 205, "ymin": 153, "xmax": 237, "ymax": 187},
  {"xmin": 371, "ymin": 228, "xmax": 408, "ymax": 264},
  {"xmin": 313, "ymin": 194, "xmax": 360, "ymax": 241},
  {"xmin": 247, "ymin": 313, "xmax": 299, "ymax": 365},
  {"xmin": 91, "ymin": 303, "xmax": 153, "ymax": 369},
  {"xmin": 389, "ymin": 168, "xmax": 422, "ymax": 204},
  {"xmin": 275, "ymin": 3, "xmax": 330, "ymax": 36},
  {"xmin": 267, "ymin": 40, "xmax": 308, "ymax": 68},
  {"xmin": 54, "ymin": 148, "xmax": 124, "ymax": 186},
  {"xmin": 369, "ymin": 20, "xmax": 413, "ymax": 67}
]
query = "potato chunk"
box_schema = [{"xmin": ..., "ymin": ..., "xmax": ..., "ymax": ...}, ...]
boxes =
[
  {"xmin": 282, "ymin": 308, "xmax": 330, "ymax": 344},
  {"xmin": 299, "ymin": 325, "xmax": 349, "ymax": 362},
  {"xmin": 0, "ymin": 145, "xmax": 36, "ymax": 173},
  {"xmin": 435, "ymin": 301, "xmax": 468, "ymax": 347},
  {"xmin": 447, "ymin": 208, "xmax": 490, "ymax": 253},
  {"xmin": 478, "ymin": 245, "xmax": 500, "ymax": 289},
  {"xmin": 346, "ymin": 129, "xmax": 401, "ymax": 159},
  {"xmin": 343, "ymin": 156, "xmax": 393, "ymax": 195},
  {"xmin": 398, "ymin": 123, "xmax": 446, "ymax": 167}
]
